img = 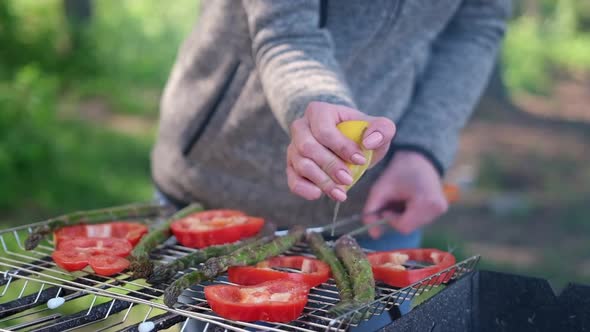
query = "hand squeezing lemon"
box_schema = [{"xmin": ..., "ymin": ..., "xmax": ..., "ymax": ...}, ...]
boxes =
[
  {"xmin": 331, "ymin": 120, "xmax": 373, "ymax": 235},
  {"xmin": 336, "ymin": 120, "xmax": 373, "ymax": 189}
]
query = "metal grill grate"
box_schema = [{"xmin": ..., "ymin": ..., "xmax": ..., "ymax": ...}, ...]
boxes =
[{"xmin": 0, "ymin": 218, "xmax": 479, "ymax": 332}]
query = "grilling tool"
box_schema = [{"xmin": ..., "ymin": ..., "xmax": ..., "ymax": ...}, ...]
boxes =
[
  {"xmin": 331, "ymin": 120, "xmax": 374, "ymax": 236},
  {"xmin": 279, "ymin": 183, "xmax": 459, "ymax": 239}
]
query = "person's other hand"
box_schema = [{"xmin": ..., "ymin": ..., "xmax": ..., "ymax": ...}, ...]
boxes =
[
  {"xmin": 287, "ymin": 101, "xmax": 395, "ymax": 202},
  {"xmin": 363, "ymin": 151, "xmax": 448, "ymax": 238}
]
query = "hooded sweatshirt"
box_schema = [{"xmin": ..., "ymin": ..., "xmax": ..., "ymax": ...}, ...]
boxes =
[{"xmin": 151, "ymin": 0, "xmax": 510, "ymax": 230}]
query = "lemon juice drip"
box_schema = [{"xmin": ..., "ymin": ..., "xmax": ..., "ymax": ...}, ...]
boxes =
[{"xmin": 331, "ymin": 201, "xmax": 341, "ymax": 237}]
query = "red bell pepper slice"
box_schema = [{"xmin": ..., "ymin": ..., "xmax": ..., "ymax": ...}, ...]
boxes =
[
  {"xmin": 170, "ymin": 209, "xmax": 264, "ymax": 248},
  {"xmin": 367, "ymin": 249, "xmax": 456, "ymax": 288},
  {"xmin": 53, "ymin": 226, "xmax": 138, "ymax": 276},
  {"xmin": 204, "ymin": 280, "xmax": 309, "ymax": 322},
  {"xmin": 54, "ymin": 222, "xmax": 148, "ymax": 246},
  {"xmin": 52, "ymin": 251, "xmax": 90, "ymax": 271},
  {"xmin": 228, "ymin": 256, "xmax": 330, "ymax": 288},
  {"xmin": 57, "ymin": 237, "xmax": 132, "ymax": 258},
  {"xmin": 88, "ymin": 255, "xmax": 130, "ymax": 276}
]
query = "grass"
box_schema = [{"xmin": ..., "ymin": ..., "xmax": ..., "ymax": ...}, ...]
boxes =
[
  {"xmin": 0, "ymin": 117, "xmax": 154, "ymax": 227},
  {"xmin": 503, "ymin": 0, "xmax": 590, "ymax": 95},
  {"xmin": 0, "ymin": 0, "xmax": 199, "ymax": 226}
]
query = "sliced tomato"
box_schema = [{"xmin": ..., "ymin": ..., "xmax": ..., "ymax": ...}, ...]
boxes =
[
  {"xmin": 57, "ymin": 238, "xmax": 132, "ymax": 258},
  {"xmin": 89, "ymin": 255, "xmax": 130, "ymax": 276},
  {"xmin": 171, "ymin": 209, "xmax": 264, "ymax": 248},
  {"xmin": 367, "ymin": 249, "xmax": 456, "ymax": 288},
  {"xmin": 54, "ymin": 222, "xmax": 148, "ymax": 246},
  {"xmin": 204, "ymin": 280, "xmax": 309, "ymax": 322},
  {"xmin": 52, "ymin": 250, "xmax": 90, "ymax": 271},
  {"xmin": 228, "ymin": 256, "xmax": 330, "ymax": 288}
]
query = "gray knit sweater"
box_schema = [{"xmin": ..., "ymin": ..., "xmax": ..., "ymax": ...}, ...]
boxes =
[{"xmin": 151, "ymin": 0, "xmax": 510, "ymax": 230}]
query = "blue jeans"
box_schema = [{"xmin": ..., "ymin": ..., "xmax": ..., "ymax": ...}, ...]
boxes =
[{"xmin": 155, "ymin": 191, "xmax": 421, "ymax": 331}]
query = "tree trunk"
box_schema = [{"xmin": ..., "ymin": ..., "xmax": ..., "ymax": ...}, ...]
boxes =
[{"xmin": 63, "ymin": 0, "xmax": 92, "ymax": 51}]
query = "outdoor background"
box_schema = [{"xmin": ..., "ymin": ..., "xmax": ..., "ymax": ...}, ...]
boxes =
[{"xmin": 0, "ymin": 0, "xmax": 588, "ymax": 291}]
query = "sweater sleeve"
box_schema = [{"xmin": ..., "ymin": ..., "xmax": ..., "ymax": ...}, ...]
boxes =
[
  {"xmin": 241, "ymin": 0, "xmax": 356, "ymax": 132},
  {"xmin": 393, "ymin": 0, "xmax": 511, "ymax": 173}
]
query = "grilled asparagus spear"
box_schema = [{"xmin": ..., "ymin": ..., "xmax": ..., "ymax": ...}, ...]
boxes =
[
  {"xmin": 162, "ymin": 236, "xmax": 273, "ymax": 307},
  {"xmin": 332, "ymin": 234, "xmax": 375, "ymax": 318},
  {"xmin": 163, "ymin": 226, "xmax": 304, "ymax": 307},
  {"xmin": 148, "ymin": 236, "xmax": 265, "ymax": 285},
  {"xmin": 306, "ymin": 232, "xmax": 354, "ymax": 303},
  {"xmin": 129, "ymin": 203, "xmax": 203, "ymax": 279},
  {"xmin": 148, "ymin": 221, "xmax": 277, "ymax": 285},
  {"xmin": 25, "ymin": 203, "xmax": 171, "ymax": 250},
  {"xmin": 202, "ymin": 226, "xmax": 304, "ymax": 278}
]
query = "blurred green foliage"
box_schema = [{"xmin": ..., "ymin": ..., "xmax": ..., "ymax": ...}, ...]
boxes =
[
  {"xmin": 0, "ymin": 0, "xmax": 198, "ymax": 223},
  {"xmin": 503, "ymin": 0, "xmax": 590, "ymax": 94},
  {"xmin": 0, "ymin": 65, "xmax": 59, "ymax": 211}
]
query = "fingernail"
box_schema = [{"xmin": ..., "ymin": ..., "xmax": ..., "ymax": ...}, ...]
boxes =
[
  {"xmin": 363, "ymin": 132, "xmax": 383, "ymax": 149},
  {"xmin": 336, "ymin": 169, "xmax": 353, "ymax": 185},
  {"xmin": 330, "ymin": 188, "xmax": 347, "ymax": 202},
  {"xmin": 351, "ymin": 153, "xmax": 367, "ymax": 165}
]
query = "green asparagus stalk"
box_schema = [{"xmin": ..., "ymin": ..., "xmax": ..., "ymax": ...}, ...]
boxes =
[
  {"xmin": 148, "ymin": 221, "xmax": 277, "ymax": 284},
  {"xmin": 163, "ymin": 270, "xmax": 208, "ymax": 308},
  {"xmin": 25, "ymin": 202, "xmax": 172, "ymax": 250},
  {"xmin": 306, "ymin": 232, "xmax": 354, "ymax": 303},
  {"xmin": 202, "ymin": 226, "xmax": 304, "ymax": 278},
  {"xmin": 147, "ymin": 235, "xmax": 266, "ymax": 285},
  {"xmin": 129, "ymin": 203, "xmax": 203, "ymax": 279},
  {"xmin": 163, "ymin": 226, "xmax": 304, "ymax": 307},
  {"xmin": 332, "ymin": 234, "xmax": 375, "ymax": 318},
  {"xmin": 162, "ymin": 235, "xmax": 275, "ymax": 307}
]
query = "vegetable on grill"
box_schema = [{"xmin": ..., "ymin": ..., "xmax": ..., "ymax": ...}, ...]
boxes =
[
  {"xmin": 162, "ymin": 235, "xmax": 275, "ymax": 306},
  {"xmin": 58, "ymin": 237, "xmax": 132, "ymax": 257},
  {"xmin": 147, "ymin": 235, "xmax": 265, "ymax": 285},
  {"xmin": 170, "ymin": 209, "xmax": 265, "ymax": 248},
  {"xmin": 306, "ymin": 232, "xmax": 354, "ymax": 304},
  {"xmin": 88, "ymin": 254, "xmax": 130, "ymax": 276},
  {"xmin": 228, "ymin": 255, "xmax": 330, "ymax": 288},
  {"xmin": 331, "ymin": 234, "xmax": 375, "ymax": 318},
  {"xmin": 163, "ymin": 226, "xmax": 304, "ymax": 307},
  {"xmin": 368, "ymin": 249, "xmax": 456, "ymax": 287},
  {"xmin": 52, "ymin": 238, "xmax": 133, "ymax": 275},
  {"xmin": 54, "ymin": 222, "xmax": 148, "ymax": 246},
  {"xmin": 204, "ymin": 280, "xmax": 309, "ymax": 322},
  {"xmin": 202, "ymin": 226, "xmax": 304, "ymax": 278},
  {"xmin": 129, "ymin": 203, "xmax": 203, "ymax": 279},
  {"xmin": 25, "ymin": 202, "xmax": 171, "ymax": 250}
]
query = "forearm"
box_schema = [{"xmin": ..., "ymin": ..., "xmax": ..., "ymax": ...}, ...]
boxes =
[
  {"xmin": 242, "ymin": 0, "xmax": 356, "ymax": 132},
  {"xmin": 394, "ymin": 0, "xmax": 511, "ymax": 173}
]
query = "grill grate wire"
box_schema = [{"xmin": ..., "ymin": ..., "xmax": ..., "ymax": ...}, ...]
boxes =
[{"xmin": 0, "ymin": 218, "xmax": 479, "ymax": 332}]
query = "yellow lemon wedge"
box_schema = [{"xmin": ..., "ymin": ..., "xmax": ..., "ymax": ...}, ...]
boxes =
[{"xmin": 336, "ymin": 120, "xmax": 373, "ymax": 190}]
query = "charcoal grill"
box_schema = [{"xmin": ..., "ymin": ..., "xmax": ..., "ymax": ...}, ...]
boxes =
[{"xmin": 0, "ymin": 214, "xmax": 479, "ymax": 332}]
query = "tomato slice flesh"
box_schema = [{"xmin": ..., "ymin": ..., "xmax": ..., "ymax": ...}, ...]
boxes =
[
  {"xmin": 204, "ymin": 280, "xmax": 309, "ymax": 322},
  {"xmin": 52, "ymin": 251, "xmax": 90, "ymax": 271},
  {"xmin": 367, "ymin": 249, "xmax": 456, "ymax": 288},
  {"xmin": 171, "ymin": 209, "xmax": 265, "ymax": 248},
  {"xmin": 228, "ymin": 256, "xmax": 330, "ymax": 288},
  {"xmin": 89, "ymin": 255, "xmax": 130, "ymax": 276},
  {"xmin": 57, "ymin": 238, "xmax": 132, "ymax": 257}
]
